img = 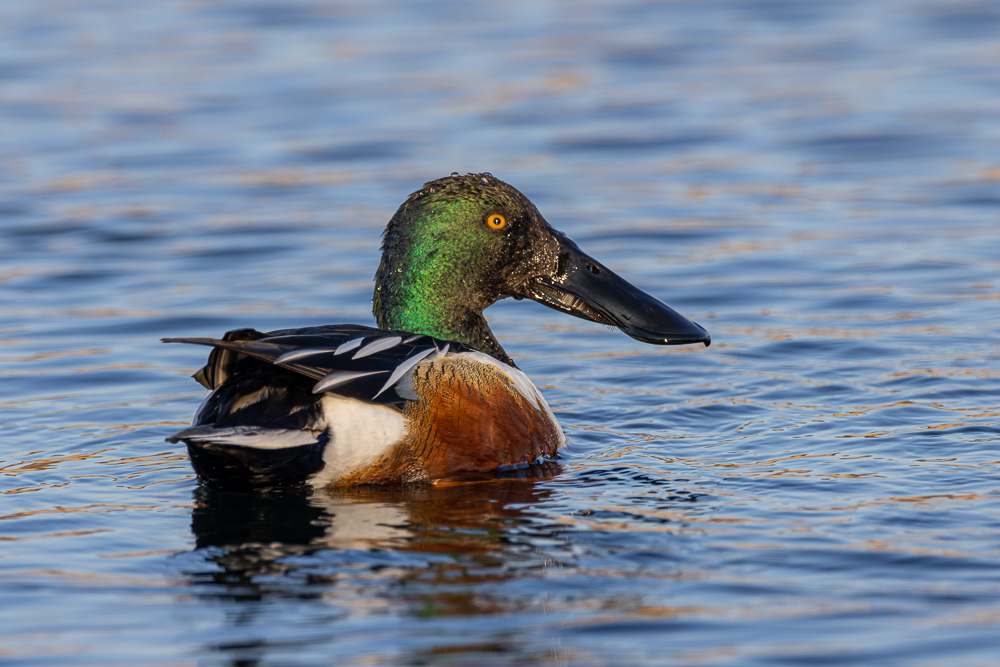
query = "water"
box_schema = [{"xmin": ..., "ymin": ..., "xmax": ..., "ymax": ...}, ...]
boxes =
[{"xmin": 2, "ymin": 0, "xmax": 999, "ymax": 664}]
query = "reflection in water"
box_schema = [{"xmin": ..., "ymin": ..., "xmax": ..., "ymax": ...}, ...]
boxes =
[
  {"xmin": 191, "ymin": 462, "xmax": 562, "ymax": 556},
  {"xmin": 187, "ymin": 464, "xmax": 563, "ymax": 662}
]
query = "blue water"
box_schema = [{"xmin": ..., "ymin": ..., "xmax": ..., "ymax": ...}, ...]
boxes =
[{"xmin": 2, "ymin": 1, "xmax": 999, "ymax": 665}]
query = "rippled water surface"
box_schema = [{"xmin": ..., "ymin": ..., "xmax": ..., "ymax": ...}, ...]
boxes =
[{"xmin": 3, "ymin": 1, "xmax": 1000, "ymax": 665}]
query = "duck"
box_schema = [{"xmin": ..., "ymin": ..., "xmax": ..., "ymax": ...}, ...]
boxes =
[{"xmin": 164, "ymin": 173, "xmax": 710, "ymax": 491}]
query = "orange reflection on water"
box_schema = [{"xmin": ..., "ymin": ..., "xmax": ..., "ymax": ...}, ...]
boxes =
[
  {"xmin": 0, "ymin": 503, "xmax": 160, "ymax": 521},
  {"xmin": 1, "ymin": 449, "xmax": 113, "ymax": 477}
]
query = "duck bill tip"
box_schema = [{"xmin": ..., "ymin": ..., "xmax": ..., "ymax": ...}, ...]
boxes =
[{"xmin": 527, "ymin": 235, "xmax": 711, "ymax": 348}]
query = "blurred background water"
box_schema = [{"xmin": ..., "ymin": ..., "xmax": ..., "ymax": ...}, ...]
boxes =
[{"xmin": 2, "ymin": 0, "xmax": 999, "ymax": 665}]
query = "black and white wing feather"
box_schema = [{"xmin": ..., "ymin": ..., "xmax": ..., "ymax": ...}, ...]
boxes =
[{"xmin": 163, "ymin": 324, "xmax": 471, "ymax": 408}]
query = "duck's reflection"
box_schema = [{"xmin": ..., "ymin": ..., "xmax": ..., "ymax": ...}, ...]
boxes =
[
  {"xmin": 186, "ymin": 464, "xmax": 582, "ymax": 666},
  {"xmin": 189, "ymin": 462, "xmax": 562, "ymax": 597}
]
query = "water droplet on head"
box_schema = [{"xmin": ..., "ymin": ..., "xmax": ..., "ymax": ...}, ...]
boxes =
[
  {"xmin": 429, "ymin": 187, "xmax": 436, "ymax": 193},
  {"xmin": 480, "ymin": 176, "xmax": 489, "ymax": 184},
  {"xmin": 451, "ymin": 172, "xmax": 459, "ymax": 177}
]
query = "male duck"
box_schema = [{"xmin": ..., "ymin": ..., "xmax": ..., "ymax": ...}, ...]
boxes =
[{"xmin": 165, "ymin": 173, "xmax": 710, "ymax": 491}]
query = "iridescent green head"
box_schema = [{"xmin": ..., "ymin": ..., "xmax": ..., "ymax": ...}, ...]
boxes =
[
  {"xmin": 374, "ymin": 173, "xmax": 710, "ymax": 365},
  {"xmin": 374, "ymin": 173, "xmax": 560, "ymax": 363}
]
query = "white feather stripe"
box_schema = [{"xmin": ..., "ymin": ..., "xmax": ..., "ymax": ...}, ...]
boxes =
[
  {"xmin": 313, "ymin": 369, "xmax": 388, "ymax": 394},
  {"xmin": 373, "ymin": 346, "xmax": 436, "ymax": 398},
  {"xmin": 167, "ymin": 424, "xmax": 321, "ymax": 450},
  {"xmin": 334, "ymin": 337, "xmax": 364, "ymax": 355},
  {"xmin": 403, "ymin": 334, "xmax": 425, "ymax": 344},
  {"xmin": 353, "ymin": 336, "xmax": 402, "ymax": 359},
  {"xmin": 436, "ymin": 342, "xmax": 450, "ymax": 356},
  {"xmin": 274, "ymin": 347, "xmax": 339, "ymax": 365}
]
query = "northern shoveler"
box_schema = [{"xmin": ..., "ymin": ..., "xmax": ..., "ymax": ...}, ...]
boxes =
[{"xmin": 165, "ymin": 173, "xmax": 710, "ymax": 491}]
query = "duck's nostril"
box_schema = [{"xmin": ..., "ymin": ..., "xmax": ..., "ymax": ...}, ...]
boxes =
[
  {"xmin": 585, "ymin": 263, "xmax": 600, "ymax": 275},
  {"xmin": 555, "ymin": 252, "xmax": 571, "ymax": 277}
]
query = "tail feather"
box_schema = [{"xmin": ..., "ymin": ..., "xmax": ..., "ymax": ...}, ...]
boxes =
[
  {"xmin": 162, "ymin": 335, "xmax": 327, "ymax": 387},
  {"xmin": 170, "ymin": 424, "xmax": 328, "ymax": 491}
]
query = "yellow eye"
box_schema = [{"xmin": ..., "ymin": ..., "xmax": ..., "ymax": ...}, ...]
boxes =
[{"xmin": 486, "ymin": 213, "xmax": 507, "ymax": 230}]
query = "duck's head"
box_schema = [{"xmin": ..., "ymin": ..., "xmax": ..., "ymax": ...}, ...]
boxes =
[{"xmin": 374, "ymin": 173, "xmax": 709, "ymax": 364}]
